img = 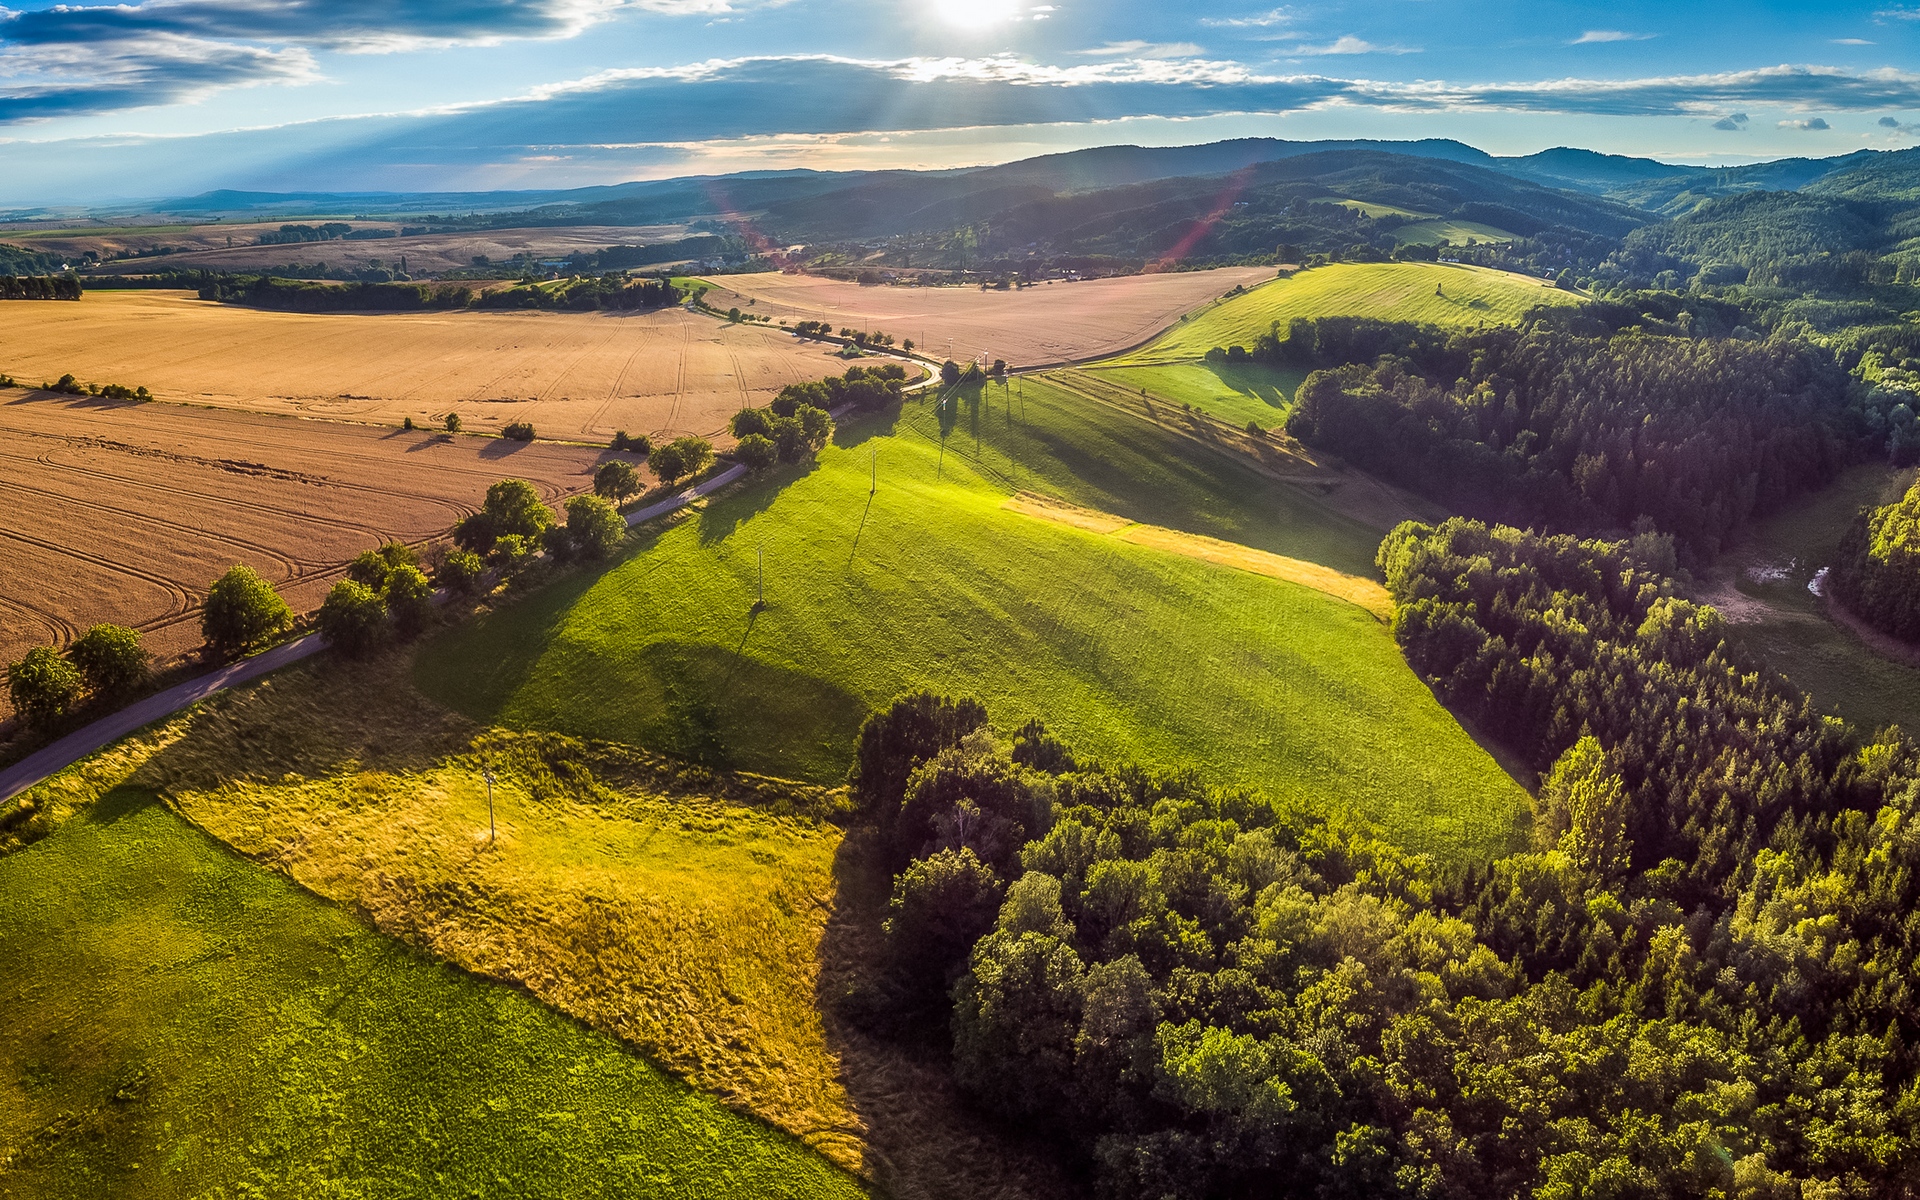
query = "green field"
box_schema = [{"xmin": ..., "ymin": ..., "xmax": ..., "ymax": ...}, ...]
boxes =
[
  {"xmin": 0, "ymin": 792, "xmax": 865, "ymax": 1200},
  {"xmin": 1392, "ymin": 219, "xmax": 1519, "ymax": 247},
  {"xmin": 1332, "ymin": 200, "xmax": 1434, "ymax": 220},
  {"xmin": 416, "ymin": 391, "xmax": 1529, "ymax": 863},
  {"xmin": 1083, "ymin": 360, "xmax": 1306, "ymax": 428},
  {"xmin": 1714, "ymin": 464, "xmax": 1920, "ymax": 735},
  {"xmin": 1112, "ymin": 262, "xmax": 1581, "ymax": 365}
]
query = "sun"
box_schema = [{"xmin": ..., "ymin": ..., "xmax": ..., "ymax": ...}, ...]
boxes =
[{"xmin": 930, "ymin": 0, "xmax": 1023, "ymax": 28}]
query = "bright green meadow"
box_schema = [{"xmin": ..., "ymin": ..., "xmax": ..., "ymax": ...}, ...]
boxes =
[
  {"xmin": 1083, "ymin": 360, "xmax": 1306, "ymax": 428},
  {"xmin": 416, "ymin": 390, "xmax": 1529, "ymax": 863},
  {"xmin": 0, "ymin": 792, "xmax": 865, "ymax": 1200},
  {"xmin": 1114, "ymin": 261, "xmax": 1580, "ymax": 365}
]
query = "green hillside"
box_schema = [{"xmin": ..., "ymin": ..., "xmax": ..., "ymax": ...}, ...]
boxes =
[
  {"xmin": 1116, "ymin": 261, "xmax": 1580, "ymax": 365},
  {"xmin": 1083, "ymin": 360, "xmax": 1306, "ymax": 428},
  {"xmin": 416, "ymin": 393, "xmax": 1529, "ymax": 864},
  {"xmin": 0, "ymin": 793, "xmax": 864, "ymax": 1200},
  {"xmin": 1393, "ymin": 218, "xmax": 1519, "ymax": 247}
]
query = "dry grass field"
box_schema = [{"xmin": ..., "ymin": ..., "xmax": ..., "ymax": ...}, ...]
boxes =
[
  {"xmin": 0, "ymin": 387, "xmax": 605, "ymax": 676},
  {"xmin": 6, "ymin": 223, "xmax": 693, "ymax": 277},
  {"xmin": 697, "ymin": 266, "xmax": 1279, "ymax": 366},
  {"xmin": 0, "ymin": 290, "xmax": 848, "ymax": 440}
]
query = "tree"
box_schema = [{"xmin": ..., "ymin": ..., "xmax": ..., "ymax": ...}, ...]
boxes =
[
  {"xmin": 482, "ymin": 480, "xmax": 554, "ymax": 539},
  {"xmin": 437, "ymin": 548, "xmax": 485, "ymax": 594},
  {"xmin": 201, "ymin": 565, "xmax": 293, "ymax": 657},
  {"xmin": 347, "ymin": 542, "xmax": 417, "ymax": 590},
  {"xmin": 735, "ymin": 432, "xmax": 777, "ymax": 472},
  {"xmin": 667, "ymin": 436, "xmax": 713, "ymax": 479},
  {"xmin": 594, "ymin": 459, "xmax": 640, "ymax": 503},
  {"xmin": 650, "ymin": 441, "xmax": 688, "ymax": 486},
  {"xmin": 731, "ymin": 407, "xmax": 773, "ymax": 438},
  {"xmin": 941, "ymin": 360, "xmax": 962, "ymax": 386},
  {"xmin": 848, "ymin": 691, "xmax": 990, "ymax": 818},
  {"xmin": 383, "ymin": 565, "xmax": 435, "ymax": 639},
  {"xmin": 67, "ymin": 624, "xmax": 146, "ymax": 698},
  {"xmin": 317, "ymin": 580, "xmax": 389, "ymax": 657},
  {"xmin": 502, "ymin": 421, "xmax": 536, "ymax": 441},
  {"xmin": 1536, "ymin": 736, "xmax": 1632, "ymax": 883},
  {"xmin": 445, "ymin": 412, "xmax": 462, "ymax": 432},
  {"xmin": 7, "ymin": 646, "xmax": 82, "ymax": 730},
  {"xmin": 564, "ymin": 494, "xmax": 626, "ymax": 561},
  {"xmin": 885, "ymin": 848, "xmax": 1006, "ymax": 1003},
  {"xmin": 610, "ymin": 430, "xmax": 651, "ymax": 456}
]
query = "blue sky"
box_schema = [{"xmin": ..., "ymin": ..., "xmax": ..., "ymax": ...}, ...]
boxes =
[{"xmin": 1, "ymin": 0, "xmax": 1919, "ymax": 203}]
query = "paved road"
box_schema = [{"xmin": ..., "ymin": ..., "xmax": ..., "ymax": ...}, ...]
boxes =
[
  {"xmin": 625, "ymin": 463, "xmax": 747, "ymax": 528},
  {"xmin": 0, "ymin": 634, "xmax": 324, "ymax": 803}
]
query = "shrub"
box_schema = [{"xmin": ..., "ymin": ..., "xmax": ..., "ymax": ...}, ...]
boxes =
[
  {"xmin": 7, "ymin": 646, "xmax": 82, "ymax": 730},
  {"xmin": 383, "ymin": 565, "xmax": 435, "ymax": 639},
  {"xmin": 668, "ymin": 436, "xmax": 714, "ymax": 478},
  {"xmin": 437, "ymin": 548, "xmax": 485, "ymax": 594},
  {"xmin": 611, "ymin": 430, "xmax": 651, "ymax": 457},
  {"xmin": 444, "ymin": 412, "xmax": 462, "ymax": 432},
  {"xmin": 346, "ymin": 542, "xmax": 418, "ymax": 590},
  {"xmin": 67, "ymin": 624, "xmax": 147, "ymax": 698},
  {"xmin": 201, "ymin": 565, "xmax": 293, "ymax": 657},
  {"xmin": 542, "ymin": 524, "xmax": 576, "ymax": 564},
  {"xmin": 502, "ymin": 421, "xmax": 536, "ymax": 441},
  {"xmin": 735, "ymin": 432, "xmax": 777, "ymax": 472},
  {"xmin": 564, "ymin": 494, "xmax": 627, "ymax": 561},
  {"xmin": 317, "ymin": 580, "xmax": 390, "ymax": 657},
  {"xmin": 403, "ymin": 416, "xmax": 415, "ymax": 431},
  {"xmin": 884, "ymin": 848, "xmax": 1005, "ymax": 1004},
  {"xmin": 490, "ymin": 533, "xmax": 532, "ymax": 571},
  {"xmin": 594, "ymin": 459, "xmax": 641, "ymax": 503}
]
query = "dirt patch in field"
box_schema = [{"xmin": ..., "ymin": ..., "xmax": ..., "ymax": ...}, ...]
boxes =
[
  {"xmin": 1004, "ymin": 491, "xmax": 1393, "ymax": 619},
  {"xmin": 701, "ymin": 267, "xmax": 1278, "ymax": 368},
  {"xmin": 0, "ymin": 290, "xmax": 846, "ymax": 440},
  {"xmin": 0, "ymin": 388, "xmax": 606, "ymax": 689}
]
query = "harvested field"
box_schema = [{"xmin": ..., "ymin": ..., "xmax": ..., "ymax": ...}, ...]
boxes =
[
  {"xmin": 0, "ymin": 290, "xmax": 849, "ymax": 439},
  {"xmin": 9, "ymin": 223, "xmax": 692, "ymax": 277},
  {"xmin": 0, "ymin": 387, "xmax": 605, "ymax": 680},
  {"xmin": 696, "ymin": 266, "xmax": 1278, "ymax": 367}
]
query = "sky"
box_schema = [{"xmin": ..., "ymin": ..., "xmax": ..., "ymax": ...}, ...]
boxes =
[{"xmin": 2, "ymin": 0, "xmax": 1920, "ymax": 204}]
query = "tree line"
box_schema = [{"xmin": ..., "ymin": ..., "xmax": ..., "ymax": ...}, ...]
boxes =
[
  {"xmin": 1274, "ymin": 318, "xmax": 1856, "ymax": 559},
  {"xmin": 0, "ymin": 275, "xmax": 81, "ymax": 301},
  {"xmin": 196, "ymin": 273, "xmax": 679, "ymax": 313},
  {"xmin": 837, "ymin": 517, "xmax": 1920, "ymax": 1197},
  {"xmin": 1828, "ymin": 471, "xmax": 1920, "ymax": 640}
]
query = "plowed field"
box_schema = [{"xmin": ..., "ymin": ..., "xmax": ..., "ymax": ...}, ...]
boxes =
[
  {"xmin": 0, "ymin": 291, "xmax": 847, "ymax": 441},
  {"xmin": 697, "ymin": 266, "xmax": 1279, "ymax": 367},
  {"xmin": 0, "ymin": 388, "xmax": 605, "ymax": 683}
]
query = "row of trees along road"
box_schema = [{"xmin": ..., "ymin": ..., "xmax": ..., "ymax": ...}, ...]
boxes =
[{"xmin": 836, "ymin": 517, "xmax": 1920, "ymax": 1198}]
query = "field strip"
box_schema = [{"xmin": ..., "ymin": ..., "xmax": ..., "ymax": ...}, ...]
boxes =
[{"xmin": 1004, "ymin": 491, "xmax": 1393, "ymax": 619}]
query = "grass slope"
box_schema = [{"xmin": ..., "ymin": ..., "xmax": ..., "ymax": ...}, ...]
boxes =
[
  {"xmin": 1393, "ymin": 219, "xmax": 1519, "ymax": 247},
  {"xmin": 0, "ymin": 792, "xmax": 864, "ymax": 1200},
  {"xmin": 416, "ymin": 396, "xmax": 1528, "ymax": 863},
  {"xmin": 1115, "ymin": 262, "xmax": 1580, "ymax": 365}
]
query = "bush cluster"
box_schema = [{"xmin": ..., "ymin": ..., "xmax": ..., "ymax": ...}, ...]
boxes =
[{"xmin": 5, "ymin": 625, "xmax": 148, "ymax": 732}]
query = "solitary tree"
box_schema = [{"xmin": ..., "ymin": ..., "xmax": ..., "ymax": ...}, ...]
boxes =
[
  {"xmin": 383, "ymin": 565, "xmax": 435, "ymax": 639},
  {"xmin": 445, "ymin": 412, "xmax": 462, "ymax": 432},
  {"xmin": 564, "ymin": 495, "xmax": 627, "ymax": 561},
  {"xmin": 317, "ymin": 580, "xmax": 389, "ymax": 657},
  {"xmin": 594, "ymin": 459, "xmax": 641, "ymax": 503},
  {"xmin": 7, "ymin": 646, "xmax": 82, "ymax": 731},
  {"xmin": 67, "ymin": 624, "xmax": 147, "ymax": 698},
  {"xmin": 201, "ymin": 565, "xmax": 293, "ymax": 658}
]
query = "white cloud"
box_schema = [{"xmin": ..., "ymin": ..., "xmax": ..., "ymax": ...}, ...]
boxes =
[
  {"xmin": 1833, "ymin": 37, "xmax": 1877, "ymax": 44},
  {"xmin": 1200, "ymin": 7, "xmax": 1294, "ymax": 28},
  {"xmin": 1072, "ymin": 41, "xmax": 1205, "ymax": 59},
  {"xmin": 1778, "ymin": 117, "xmax": 1832, "ymax": 129},
  {"xmin": 1572, "ymin": 30, "xmax": 1655, "ymax": 44},
  {"xmin": 1289, "ymin": 35, "xmax": 1415, "ymax": 56}
]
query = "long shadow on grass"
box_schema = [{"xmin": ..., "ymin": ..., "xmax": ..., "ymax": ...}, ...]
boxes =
[
  {"xmin": 830, "ymin": 401, "xmax": 903, "ymax": 449},
  {"xmin": 695, "ymin": 456, "xmax": 822, "ymax": 547}
]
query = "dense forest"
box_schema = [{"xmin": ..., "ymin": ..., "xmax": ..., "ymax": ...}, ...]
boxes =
[
  {"xmin": 1280, "ymin": 318, "xmax": 1855, "ymax": 558},
  {"xmin": 1828, "ymin": 472, "xmax": 1920, "ymax": 640},
  {"xmin": 842, "ymin": 518, "xmax": 1920, "ymax": 1199}
]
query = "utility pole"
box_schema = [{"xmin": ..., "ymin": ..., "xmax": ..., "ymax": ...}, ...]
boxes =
[
  {"xmin": 754, "ymin": 540, "xmax": 765, "ymax": 611},
  {"xmin": 483, "ymin": 763, "xmax": 496, "ymax": 846},
  {"xmin": 870, "ymin": 445, "xmax": 877, "ymax": 495}
]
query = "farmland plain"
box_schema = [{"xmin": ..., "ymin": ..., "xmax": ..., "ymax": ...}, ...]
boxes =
[
  {"xmin": 694, "ymin": 266, "xmax": 1279, "ymax": 366},
  {"xmin": 416, "ymin": 388, "xmax": 1529, "ymax": 865},
  {"xmin": 0, "ymin": 291, "xmax": 845, "ymax": 440},
  {"xmin": 1112, "ymin": 261, "xmax": 1580, "ymax": 364},
  {"xmin": 0, "ymin": 387, "xmax": 604, "ymax": 677},
  {"xmin": 0, "ymin": 788, "xmax": 866, "ymax": 1200}
]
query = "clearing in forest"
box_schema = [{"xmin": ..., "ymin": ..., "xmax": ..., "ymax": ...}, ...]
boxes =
[
  {"xmin": 415, "ymin": 382, "xmax": 1527, "ymax": 864},
  {"xmin": 1111, "ymin": 261, "xmax": 1581, "ymax": 365}
]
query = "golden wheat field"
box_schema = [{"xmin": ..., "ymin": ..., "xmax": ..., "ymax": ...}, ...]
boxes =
[
  {"xmin": 698, "ymin": 266, "xmax": 1279, "ymax": 366},
  {"xmin": 0, "ymin": 290, "xmax": 850, "ymax": 440},
  {"xmin": 0, "ymin": 388, "xmax": 607, "ymax": 676}
]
